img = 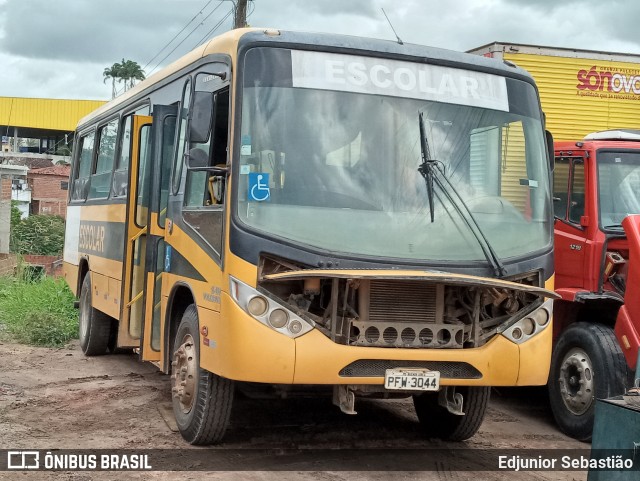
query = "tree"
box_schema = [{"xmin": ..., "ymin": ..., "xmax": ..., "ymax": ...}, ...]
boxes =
[
  {"xmin": 9, "ymin": 201, "xmax": 22, "ymax": 253},
  {"xmin": 120, "ymin": 59, "xmax": 146, "ymax": 90},
  {"xmin": 103, "ymin": 61, "xmax": 122, "ymax": 99},
  {"xmin": 12, "ymin": 215, "xmax": 65, "ymax": 256},
  {"xmin": 103, "ymin": 59, "xmax": 145, "ymax": 98}
]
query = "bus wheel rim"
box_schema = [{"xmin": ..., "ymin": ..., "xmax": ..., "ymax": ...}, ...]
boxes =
[
  {"xmin": 171, "ymin": 334, "xmax": 197, "ymax": 414},
  {"xmin": 79, "ymin": 288, "xmax": 90, "ymax": 341},
  {"xmin": 558, "ymin": 347, "xmax": 594, "ymax": 415}
]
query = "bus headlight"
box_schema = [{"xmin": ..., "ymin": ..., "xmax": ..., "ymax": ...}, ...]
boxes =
[
  {"xmin": 229, "ymin": 277, "xmax": 314, "ymax": 339},
  {"xmin": 248, "ymin": 296, "xmax": 269, "ymax": 317},
  {"xmin": 502, "ymin": 299, "xmax": 553, "ymax": 345},
  {"xmin": 533, "ymin": 308, "xmax": 550, "ymax": 327},
  {"xmin": 521, "ymin": 318, "xmax": 536, "ymax": 336},
  {"xmin": 288, "ymin": 320, "xmax": 303, "ymax": 334},
  {"xmin": 268, "ymin": 309, "xmax": 288, "ymax": 328}
]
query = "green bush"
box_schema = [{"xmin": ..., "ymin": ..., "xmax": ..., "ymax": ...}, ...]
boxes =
[
  {"xmin": 0, "ymin": 276, "xmax": 78, "ymax": 347},
  {"xmin": 9, "ymin": 201, "xmax": 22, "ymax": 253},
  {"xmin": 11, "ymin": 214, "xmax": 66, "ymax": 255}
]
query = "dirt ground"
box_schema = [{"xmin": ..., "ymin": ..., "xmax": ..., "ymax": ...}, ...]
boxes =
[{"xmin": 0, "ymin": 341, "xmax": 590, "ymax": 481}]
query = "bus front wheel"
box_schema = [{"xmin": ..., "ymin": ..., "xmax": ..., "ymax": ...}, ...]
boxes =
[
  {"xmin": 78, "ymin": 274, "xmax": 111, "ymax": 356},
  {"xmin": 171, "ymin": 304, "xmax": 233, "ymax": 445},
  {"xmin": 413, "ymin": 386, "xmax": 490, "ymax": 441}
]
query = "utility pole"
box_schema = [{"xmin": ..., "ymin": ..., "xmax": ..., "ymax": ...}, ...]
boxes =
[{"xmin": 233, "ymin": 0, "xmax": 248, "ymax": 28}]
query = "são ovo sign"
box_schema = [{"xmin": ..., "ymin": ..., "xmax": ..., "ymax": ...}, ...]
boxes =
[{"xmin": 577, "ymin": 65, "xmax": 640, "ymax": 96}]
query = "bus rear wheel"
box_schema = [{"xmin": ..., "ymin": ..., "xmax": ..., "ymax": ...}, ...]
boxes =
[
  {"xmin": 413, "ymin": 386, "xmax": 490, "ymax": 441},
  {"xmin": 171, "ymin": 304, "xmax": 233, "ymax": 445},
  {"xmin": 548, "ymin": 322, "xmax": 629, "ymax": 441},
  {"xmin": 78, "ymin": 274, "xmax": 111, "ymax": 356}
]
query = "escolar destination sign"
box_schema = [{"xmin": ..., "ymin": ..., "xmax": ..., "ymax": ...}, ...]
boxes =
[{"xmin": 290, "ymin": 50, "xmax": 509, "ymax": 111}]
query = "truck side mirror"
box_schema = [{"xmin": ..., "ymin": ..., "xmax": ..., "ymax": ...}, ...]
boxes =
[{"xmin": 545, "ymin": 130, "xmax": 555, "ymax": 171}]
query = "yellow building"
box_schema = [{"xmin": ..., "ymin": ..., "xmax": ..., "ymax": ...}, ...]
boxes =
[
  {"xmin": 468, "ymin": 43, "xmax": 640, "ymax": 141},
  {"xmin": 0, "ymin": 96, "xmax": 106, "ymax": 153}
]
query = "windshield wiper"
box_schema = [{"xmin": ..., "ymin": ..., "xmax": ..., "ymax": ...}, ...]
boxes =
[
  {"xmin": 417, "ymin": 112, "xmax": 507, "ymax": 277},
  {"xmin": 418, "ymin": 112, "xmax": 437, "ymax": 222},
  {"xmin": 603, "ymin": 224, "xmax": 624, "ymax": 231}
]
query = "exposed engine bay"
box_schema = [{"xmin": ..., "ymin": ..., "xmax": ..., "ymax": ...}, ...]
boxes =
[{"xmin": 257, "ymin": 255, "xmax": 553, "ymax": 349}]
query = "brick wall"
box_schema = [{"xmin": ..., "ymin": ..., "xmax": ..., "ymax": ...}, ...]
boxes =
[
  {"xmin": 23, "ymin": 254, "xmax": 63, "ymax": 277},
  {"xmin": 0, "ymin": 177, "xmax": 11, "ymax": 200},
  {"xmin": 28, "ymin": 173, "xmax": 68, "ymax": 219}
]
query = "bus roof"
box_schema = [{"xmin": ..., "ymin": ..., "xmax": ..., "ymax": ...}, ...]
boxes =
[{"xmin": 79, "ymin": 28, "xmax": 535, "ymax": 128}]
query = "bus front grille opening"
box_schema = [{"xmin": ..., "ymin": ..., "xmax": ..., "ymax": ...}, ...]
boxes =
[{"xmin": 258, "ymin": 257, "xmax": 542, "ymax": 350}]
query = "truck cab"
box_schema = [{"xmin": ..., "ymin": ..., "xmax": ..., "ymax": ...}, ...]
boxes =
[{"xmin": 551, "ymin": 130, "xmax": 640, "ymax": 440}]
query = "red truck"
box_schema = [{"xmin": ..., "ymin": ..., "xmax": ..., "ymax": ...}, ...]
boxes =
[{"xmin": 551, "ymin": 130, "xmax": 640, "ymax": 440}]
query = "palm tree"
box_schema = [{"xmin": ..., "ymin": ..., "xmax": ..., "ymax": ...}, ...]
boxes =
[
  {"xmin": 119, "ymin": 59, "xmax": 146, "ymax": 91},
  {"xmin": 103, "ymin": 62, "xmax": 122, "ymax": 99},
  {"xmin": 103, "ymin": 59, "xmax": 145, "ymax": 98}
]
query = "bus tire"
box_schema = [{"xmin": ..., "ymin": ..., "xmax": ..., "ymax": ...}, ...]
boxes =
[
  {"xmin": 413, "ymin": 386, "xmax": 490, "ymax": 441},
  {"xmin": 548, "ymin": 322, "xmax": 629, "ymax": 441},
  {"xmin": 171, "ymin": 304, "xmax": 233, "ymax": 445},
  {"xmin": 78, "ymin": 274, "xmax": 111, "ymax": 356}
]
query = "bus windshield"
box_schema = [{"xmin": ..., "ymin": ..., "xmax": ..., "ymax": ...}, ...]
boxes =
[
  {"xmin": 237, "ymin": 47, "xmax": 552, "ymax": 262},
  {"xmin": 598, "ymin": 150, "xmax": 640, "ymax": 229}
]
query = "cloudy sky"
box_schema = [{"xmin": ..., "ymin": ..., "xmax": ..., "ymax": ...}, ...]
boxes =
[{"xmin": 1, "ymin": 0, "xmax": 640, "ymax": 101}]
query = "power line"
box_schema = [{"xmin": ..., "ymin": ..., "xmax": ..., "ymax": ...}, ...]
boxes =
[
  {"xmin": 148, "ymin": 1, "xmax": 226, "ymax": 75},
  {"xmin": 143, "ymin": 0, "xmax": 215, "ymax": 71},
  {"xmin": 193, "ymin": 7, "xmax": 233, "ymax": 49}
]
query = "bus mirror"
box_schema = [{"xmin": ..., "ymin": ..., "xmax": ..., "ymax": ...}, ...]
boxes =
[
  {"xmin": 189, "ymin": 91, "xmax": 214, "ymax": 144},
  {"xmin": 187, "ymin": 148, "xmax": 209, "ymax": 168},
  {"xmin": 186, "ymin": 148, "xmax": 229, "ymax": 175},
  {"xmin": 545, "ymin": 130, "xmax": 555, "ymax": 171}
]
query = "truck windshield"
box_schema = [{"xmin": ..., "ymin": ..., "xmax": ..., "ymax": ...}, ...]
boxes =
[
  {"xmin": 236, "ymin": 47, "xmax": 552, "ymax": 263},
  {"xmin": 598, "ymin": 150, "xmax": 640, "ymax": 229}
]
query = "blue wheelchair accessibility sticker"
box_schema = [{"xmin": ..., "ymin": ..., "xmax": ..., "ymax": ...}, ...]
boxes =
[{"xmin": 248, "ymin": 173, "xmax": 270, "ymax": 201}]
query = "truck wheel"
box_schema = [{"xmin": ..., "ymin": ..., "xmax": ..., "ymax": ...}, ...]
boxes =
[
  {"xmin": 78, "ymin": 274, "xmax": 111, "ymax": 356},
  {"xmin": 171, "ymin": 304, "xmax": 233, "ymax": 445},
  {"xmin": 548, "ymin": 322, "xmax": 629, "ymax": 441},
  {"xmin": 413, "ymin": 387, "xmax": 490, "ymax": 441}
]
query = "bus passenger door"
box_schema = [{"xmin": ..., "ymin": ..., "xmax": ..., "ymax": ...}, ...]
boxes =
[
  {"xmin": 140, "ymin": 105, "xmax": 177, "ymax": 362},
  {"xmin": 119, "ymin": 115, "xmax": 153, "ymax": 350}
]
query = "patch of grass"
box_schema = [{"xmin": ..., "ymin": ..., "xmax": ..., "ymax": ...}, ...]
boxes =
[{"xmin": 0, "ymin": 275, "xmax": 78, "ymax": 347}]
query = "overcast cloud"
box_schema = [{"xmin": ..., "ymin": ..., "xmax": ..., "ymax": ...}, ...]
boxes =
[{"xmin": 1, "ymin": 0, "xmax": 640, "ymax": 100}]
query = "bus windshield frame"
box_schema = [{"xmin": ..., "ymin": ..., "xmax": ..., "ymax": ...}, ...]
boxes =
[{"xmin": 233, "ymin": 46, "xmax": 553, "ymax": 265}]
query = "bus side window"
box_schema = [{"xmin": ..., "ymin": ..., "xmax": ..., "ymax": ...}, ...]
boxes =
[
  {"xmin": 71, "ymin": 131, "xmax": 95, "ymax": 201},
  {"xmin": 112, "ymin": 115, "xmax": 132, "ymax": 197},
  {"xmin": 185, "ymin": 88, "xmax": 229, "ymax": 208},
  {"xmin": 89, "ymin": 118, "xmax": 118, "ymax": 199},
  {"xmin": 113, "ymin": 106, "xmax": 150, "ymax": 198},
  {"xmin": 172, "ymin": 78, "xmax": 192, "ymax": 194},
  {"xmin": 183, "ymin": 88, "xmax": 229, "ymax": 256}
]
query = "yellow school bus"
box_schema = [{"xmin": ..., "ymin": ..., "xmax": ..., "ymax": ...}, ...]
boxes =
[{"xmin": 63, "ymin": 28, "xmax": 557, "ymax": 444}]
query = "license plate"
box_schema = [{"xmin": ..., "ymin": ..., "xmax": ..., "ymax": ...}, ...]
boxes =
[{"xmin": 384, "ymin": 368, "xmax": 440, "ymax": 391}]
